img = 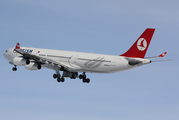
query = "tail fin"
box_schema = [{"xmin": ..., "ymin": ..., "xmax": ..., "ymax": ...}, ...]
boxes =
[
  {"xmin": 15, "ymin": 43, "xmax": 20, "ymax": 49},
  {"xmin": 120, "ymin": 28, "xmax": 155, "ymax": 58}
]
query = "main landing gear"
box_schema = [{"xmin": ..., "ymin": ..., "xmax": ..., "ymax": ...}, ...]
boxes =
[
  {"xmin": 12, "ymin": 66, "xmax": 17, "ymax": 71},
  {"xmin": 53, "ymin": 73, "xmax": 65, "ymax": 82},
  {"xmin": 53, "ymin": 72, "xmax": 90, "ymax": 83},
  {"xmin": 53, "ymin": 68, "xmax": 65, "ymax": 82},
  {"xmin": 79, "ymin": 72, "xmax": 90, "ymax": 83}
]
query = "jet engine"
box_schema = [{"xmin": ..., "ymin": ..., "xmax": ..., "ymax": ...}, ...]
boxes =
[
  {"xmin": 13, "ymin": 57, "xmax": 30, "ymax": 66},
  {"xmin": 25, "ymin": 62, "xmax": 41, "ymax": 71}
]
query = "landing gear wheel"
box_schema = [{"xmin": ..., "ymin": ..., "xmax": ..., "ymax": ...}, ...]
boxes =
[
  {"xmin": 70, "ymin": 72, "xmax": 78, "ymax": 79},
  {"xmin": 80, "ymin": 72, "xmax": 90, "ymax": 83},
  {"xmin": 86, "ymin": 78, "xmax": 90, "ymax": 83},
  {"xmin": 79, "ymin": 75, "xmax": 83, "ymax": 79},
  {"xmin": 79, "ymin": 72, "xmax": 86, "ymax": 79},
  {"xmin": 61, "ymin": 78, "xmax": 65, "ymax": 82},
  {"xmin": 82, "ymin": 78, "xmax": 86, "ymax": 83},
  {"xmin": 53, "ymin": 74, "xmax": 58, "ymax": 79},
  {"xmin": 83, "ymin": 78, "xmax": 90, "ymax": 83},
  {"xmin": 57, "ymin": 78, "xmax": 61, "ymax": 82},
  {"xmin": 57, "ymin": 77, "xmax": 65, "ymax": 82},
  {"xmin": 12, "ymin": 67, "xmax": 17, "ymax": 71}
]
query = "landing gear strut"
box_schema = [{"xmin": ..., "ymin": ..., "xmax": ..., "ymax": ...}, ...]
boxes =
[
  {"xmin": 53, "ymin": 67, "xmax": 65, "ymax": 83},
  {"xmin": 12, "ymin": 66, "xmax": 17, "ymax": 71},
  {"xmin": 79, "ymin": 72, "xmax": 90, "ymax": 83}
]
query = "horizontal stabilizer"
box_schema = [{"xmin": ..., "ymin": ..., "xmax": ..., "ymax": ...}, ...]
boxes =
[
  {"xmin": 151, "ymin": 59, "xmax": 173, "ymax": 62},
  {"xmin": 159, "ymin": 52, "xmax": 167, "ymax": 57},
  {"xmin": 145, "ymin": 52, "xmax": 167, "ymax": 59}
]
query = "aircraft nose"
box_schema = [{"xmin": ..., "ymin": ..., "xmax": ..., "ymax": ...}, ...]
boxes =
[
  {"xmin": 3, "ymin": 50, "xmax": 8, "ymax": 59},
  {"xmin": 3, "ymin": 52, "xmax": 6, "ymax": 58}
]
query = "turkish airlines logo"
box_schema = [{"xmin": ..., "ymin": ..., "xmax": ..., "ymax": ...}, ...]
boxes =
[{"xmin": 137, "ymin": 38, "xmax": 147, "ymax": 51}]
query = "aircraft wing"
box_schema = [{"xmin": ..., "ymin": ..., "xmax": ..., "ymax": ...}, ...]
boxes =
[{"xmin": 14, "ymin": 47, "xmax": 70, "ymax": 69}]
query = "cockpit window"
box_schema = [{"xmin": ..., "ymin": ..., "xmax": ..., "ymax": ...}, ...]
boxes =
[{"xmin": 5, "ymin": 50, "xmax": 8, "ymax": 52}]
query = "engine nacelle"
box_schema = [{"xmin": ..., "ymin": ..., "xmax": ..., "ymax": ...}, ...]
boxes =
[
  {"xmin": 62, "ymin": 71, "xmax": 78, "ymax": 79},
  {"xmin": 25, "ymin": 62, "xmax": 41, "ymax": 71},
  {"xmin": 13, "ymin": 57, "xmax": 30, "ymax": 66}
]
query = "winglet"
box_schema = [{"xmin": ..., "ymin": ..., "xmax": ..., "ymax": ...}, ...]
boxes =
[
  {"xmin": 159, "ymin": 52, "xmax": 167, "ymax": 57},
  {"xmin": 15, "ymin": 43, "xmax": 20, "ymax": 49}
]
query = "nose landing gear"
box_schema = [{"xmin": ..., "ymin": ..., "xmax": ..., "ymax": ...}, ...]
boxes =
[{"xmin": 12, "ymin": 65, "xmax": 17, "ymax": 71}]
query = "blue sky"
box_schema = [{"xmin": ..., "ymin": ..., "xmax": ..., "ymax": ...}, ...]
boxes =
[{"xmin": 0, "ymin": 0, "xmax": 178, "ymax": 120}]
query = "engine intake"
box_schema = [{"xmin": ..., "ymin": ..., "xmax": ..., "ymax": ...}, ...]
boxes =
[
  {"xmin": 25, "ymin": 62, "xmax": 41, "ymax": 71},
  {"xmin": 13, "ymin": 57, "xmax": 30, "ymax": 66}
]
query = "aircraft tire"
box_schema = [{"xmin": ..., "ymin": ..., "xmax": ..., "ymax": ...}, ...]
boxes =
[
  {"xmin": 86, "ymin": 78, "xmax": 90, "ymax": 83},
  {"xmin": 61, "ymin": 78, "xmax": 65, "ymax": 82},
  {"xmin": 12, "ymin": 67, "xmax": 17, "ymax": 71},
  {"xmin": 53, "ymin": 74, "xmax": 57, "ymax": 79},
  {"xmin": 79, "ymin": 75, "xmax": 83, "ymax": 79},
  {"xmin": 57, "ymin": 78, "xmax": 61, "ymax": 82},
  {"xmin": 83, "ymin": 78, "xmax": 90, "ymax": 83},
  {"xmin": 82, "ymin": 79, "xmax": 86, "ymax": 83}
]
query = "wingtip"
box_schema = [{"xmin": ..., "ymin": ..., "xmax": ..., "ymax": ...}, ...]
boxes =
[
  {"xmin": 159, "ymin": 52, "xmax": 167, "ymax": 57},
  {"xmin": 15, "ymin": 43, "xmax": 20, "ymax": 49}
]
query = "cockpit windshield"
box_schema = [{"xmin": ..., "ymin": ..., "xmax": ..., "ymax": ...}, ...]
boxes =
[{"xmin": 5, "ymin": 50, "xmax": 8, "ymax": 52}]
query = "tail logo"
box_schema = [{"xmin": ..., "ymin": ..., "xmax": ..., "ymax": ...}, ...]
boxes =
[
  {"xmin": 15, "ymin": 43, "xmax": 20, "ymax": 49},
  {"xmin": 137, "ymin": 38, "xmax": 147, "ymax": 51}
]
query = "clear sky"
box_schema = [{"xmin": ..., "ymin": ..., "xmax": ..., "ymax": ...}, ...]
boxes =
[{"xmin": 0, "ymin": 0, "xmax": 178, "ymax": 120}]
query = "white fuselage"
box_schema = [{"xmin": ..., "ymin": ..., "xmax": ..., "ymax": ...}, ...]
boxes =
[{"xmin": 3, "ymin": 47, "xmax": 150, "ymax": 73}]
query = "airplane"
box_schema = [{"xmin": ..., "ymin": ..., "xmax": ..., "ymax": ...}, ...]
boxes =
[{"xmin": 3, "ymin": 28, "xmax": 167, "ymax": 83}]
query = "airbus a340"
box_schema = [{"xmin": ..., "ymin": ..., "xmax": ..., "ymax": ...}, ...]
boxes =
[{"xmin": 3, "ymin": 28, "xmax": 166, "ymax": 83}]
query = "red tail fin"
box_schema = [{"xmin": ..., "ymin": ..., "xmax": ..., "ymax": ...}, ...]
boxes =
[
  {"xmin": 15, "ymin": 43, "xmax": 20, "ymax": 49},
  {"xmin": 120, "ymin": 28, "xmax": 155, "ymax": 58}
]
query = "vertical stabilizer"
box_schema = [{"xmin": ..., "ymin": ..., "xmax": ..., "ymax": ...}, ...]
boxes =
[
  {"xmin": 120, "ymin": 28, "xmax": 155, "ymax": 58},
  {"xmin": 15, "ymin": 43, "xmax": 20, "ymax": 49}
]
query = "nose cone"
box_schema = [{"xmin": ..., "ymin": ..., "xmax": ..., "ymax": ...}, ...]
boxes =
[
  {"xmin": 3, "ymin": 50, "xmax": 10, "ymax": 61},
  {"xmin": 3, "ymin": 51, "xmax": 6, "ymax": 57},
  {"xmin": 3, "ymin": 51, "xmax": 7, "ymax": 59}
]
